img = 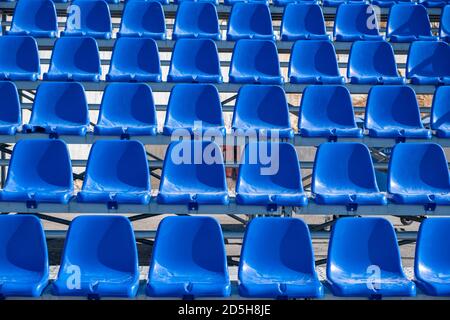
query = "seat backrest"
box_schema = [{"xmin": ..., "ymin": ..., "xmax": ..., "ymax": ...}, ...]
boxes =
[
  {"xmin": 150, "ymin": 216, "xmax": 228, "ymax": 275},
  {"xmin": 227, "ymin": 2, "xmax": 274, "ymax": 40},
  {"xmin": 312, "ymin": 142, "xmax": 380, "ymax": 193},
  {"xmin": 59, "ymin": 215, "xmax": 138, "ymax": 274},
  {"xmin": 82, "ymin": 140, "xmax": 150, "ymax": 191},
  {"xmin": 365, "ymin": 85, "xmax": 423, "ymax": 129},
  {"xmin": 97, "ymin": 83, "xmax": 156, "ymax": 125},
  {"xmin": 239, "ymin": 218, "xmax": 315, "ymax": 278},
  {"xmin": 0, "ymin": 215, "xmax": 48, "ymax": 274},
  {"xmin": 10, "ymin": 0, "xmax": 57, "ymax": 33},
  {"xmin": 66, "ymin": 0, "xmax": 111, "ymax": 33},
  {"xmin": 281, "ymin": 3, "xmax": 326, "ymax": 40},
  {"xmin": 327, "ymin": 217, "xmax": 404, "ymax": 276},
  {"xmin": 407, "ymin": 41, "xmax": 450, "ymax": 78},
  {"xmin": 120, "ymin": 1, "xmax": 166, "ymax": 37},
  {"xmin": 299, "ymin": 85, "xmax": 357, "ymax": 129},
  {"xmin": 440, "ymin": 5, "xmax": 450, "ymax": 37},
  {"xmin": 173, "ymin": 2, "xmax": 219, "ymax": 39},
  {"xmin": 0, "ymin": 36, "xmax": 40, "ymax": 74},
  {"xmin": 388, "ymin": 143, "xmax": 450, "ymax": 193},
  {"xmin": 5, "ymin": 139, "xmax": 73, "ymax": 189},
  {"xmin": 334, "ymin": 3, "xmax": 381, "ymax": 38},
  {"xmin": 31, "ymin": 82, "xmax": 89, "ymax": 126},
  {"xmin": 431, "ymin": 85, "xmax": 450, "ymax": 130},
  {"xmin": 387, "ymin": 3, "xmax": 432, "ymax": 38},
  {"xmin": 0, "ymin": 81, "xmax": 21, "ymax": 124}
]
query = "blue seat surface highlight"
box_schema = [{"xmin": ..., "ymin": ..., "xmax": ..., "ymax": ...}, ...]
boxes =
[
  {"xmin": 348, "ymin": 40, "xmax": 405, "ymax": 84},
  {"xmin": 147, "ymin": 216, "xmax": 230, "ymax": 297},
  {"xmin": 77, "ymin": 140, "xmax": 151, "ymax": 205},
  {"xmin": 431, "ymin": 86, "xmax": 450, "ymax": 138},
  {"xmin": 135, "ymin": 0, "xmax": 169, "ymax": 4},
  {"xmin": 95, "ymin": 83, "xmax": 157, "ymax": 136},
  {"xmin": 323, "ymin": 0, "xmax": 365, "ymax": 6},
  {"xmin": 173, "ymin": 2, "xmax": 220, "ymax": 40},
  {"xmin": 327, "ymin": 217, "xmax": 416, "ymax": 297},
  {"xmin": 415, "ymin": 218, "xmax": 450, "ymax": 296},
  {"xmin": 334, "ymin": 4, "xmax": 384, "ymax": 41},
  {"xmin": 0, "ymin": 36, "xmax": 40, "ymax": 81},
  {"xmin": 388, "ymin": 143, "xmax": 450, "ymax": 205},
  {"xmin": 106, "ymin": 37, "xmax": 161, "ymax": 82},
  {"xmin": 274, "ymin": 0, "xmax": 319, "ymax": 6},
  {"xmin": 419, "ymin": 0, "xmax": 448, "ymax": 7},
  {"xmin": 312, "ymin": 142, "xmax": 387, "ymax": 205},
  {"xmin": 8, "ymin": 0, "xmax": 58, "ymax": 38},
  {"xmin": 387, "ymin": 3, "xmax": 436, "ymax": 42},
  {"xmin": 62, "ymin": 0, "xmax": 112, "ymax": 39},
  {"xmin": 163, "ymin": 84, "xmax": 225, "ymax": 136},
  {"xmin": 53, "ymin": 216, "xmax": 139, "ymax": 297},
  {"xmin": 44, "ymin": 37, "xmax": 101, "ymax": 82},
  {"xmin": 225, "ymin": 0, "xmax": 268, "ymax": 4},
  {"xmin": 236, "ymin": 143, "xmax": 307, "ymax": 207},
  {"xmin": 174, "ymin": 0, "xmax": 218, "ymax": 4},
  {"xmin": 0, "ymin": 82, "xmax": 21, "ymax": 135},
  {"xmin": 280, "ymin": 3, "xmax": 329, "ymax": 41},
  {"xmin": 227, "ymin": 3, "xmax": 274, "ymax": 41},
  {"xmin": 239, "ymin": 217, "xmax": 323, "ymax": 298},
  {"xmin": 299, "ymin": 85, "xmax": 362, "ymax": 138},
  {"xmin": 23, "ymin": 82, "xmax": 89, "ymax": 136},
  {"xmin": 441, "ymin": 5, "xmax": 450, "ymax": 42},
  {"xmin": 289, "ymin": 40, "xmax": 344, "ymax": 84},
  {"xmin": 0, "ymin": 139, "xmax": 73, "ymax": 204},
  {"xmin": 229, "ymin": 39, "xmax": 283, "ymax": 84},
  {"xmin": 406, "ymin": 41, "xmax": 450, "ymax": 85},
  {"xmin": 118, "ymin": 1, "xmax": 166, "ymax": 39},
  {"xmin": 167, "ymin": 39, "xmax": 222, "ymax": 83},
  {"xmin": 0, "ymin": 215, "xmax": 48, "ymax": 297},
  {"xmin": 372, "ymin": 0, "xmax": 412, "ymax": 7},
  {"xmin": 232, "ymin": 85, "xmax": 293, "ymax": 139},
  {"xmin": 365, "ymin": 86, "xmax": 431, "ymax": 139},
  {"xmin": 157, "ymin": 140, "xmax": 229, "ymax": 205}
]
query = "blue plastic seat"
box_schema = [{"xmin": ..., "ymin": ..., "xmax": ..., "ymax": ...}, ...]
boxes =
[
  {"xmin": 117, "ymin": 1, "xmax": 166, "ymax": 39},
  {"xmin": 225, "ymin": 0, "xmax": 268, "ymax": 4},
  {"xmin": 174, "ymin": 0, "xmax": 218, "ymax": 4},
  {"xmin": 280, "ymin": 4, "xmax": 329, "ymax": 41},
  {"xmin": 0, "ymin": 139, "xmax": 73, "ymax": 205},
  {"xmin": 232, "ymin": 85, "xmax": 293, "ymax": 139},
  {"xmin": 163, "ymin": 84, "xmax": 225, "ymax": 136},
  {"xmin": 388, "ymin": 143, "xmax": 450, "ymax": 205},
  {"xmin": 0, "ymin": 215, "xmax": 48, "ymax": 297},
  {"xmin": 106, "ymin": 37, "xmax": 161, "ymax": 82},
  {"xmin": 406, "ymin": 41, "xmax": 450, "ymax": 85},
  {"xmin": 62, "ymin": 0, "xmax": 112, "ymax": 39},
  {"xmin": 387, "ymin": 4, "xmax": 436, "ymax": 42},
  {"xmin": 53, "ymin": 216, "xmax": 139, "ymax": 297},
  {"xmin": 167, "ymin": 39, "xmax": 222, "ymax": 83},
  {"xmin": 0, "ymin": 82, "xmax": 21, "ymax": 135},
  {"xmin": 134, "ymin": 0, "xmax": 168, "ymax": 4},
  {"xmin": 157, "ymin": 140, "xmax": 229, "ymax": 206},
  {"xmin": 288, "ymin": 40, "xmax": 344, "ymax": 84},
  {"xmin": 227, "ymin": 3, "xmax": 274, "ymax": 41},
  {"xmin": 312, "ymin": 143, "xmax": 387, "ymax": 206},
  {"xmin": 440, "ymin": 5, "xmax": 450, "ymax": 42},
  {"xmin": 147, "ymin": 216, "xmax": 230, "ymax": 298},
  {"xmin": 0, "ymin": 36, "xmax": 40, "ymax": 81},
  {"xmin": 274, "ymin": 0, "xmax": 319, "ymax": 6},
  {"xmin": 372, "ymin": 0, "xmax": 412, "ymax": 7},
  {"xmin": 323, "ymin": 0, "xmax": 365, "ymax": 6},
  {"xmin": 419, "ymin": 0, "xmax": 448, "ymax": 7},
  {"xmin": 299, "ymin": 85, "xmax": 362, "ymax": 138},
  {"xmin": 365, "ymin": 86, "xmax": 431, "ymax": 139},
  {"xmin": 327, "ymin": 217, "xmax": 416, "ymax": 297},
  {"xmin": 348, "ymin": 41, "xmax": 405, "ymax": 84},
  {"xmin": 95, "ymin": 83, "xmax": 157, "ymax": 137},
  {"xmin": 431, "ymin": 86, "xmax": 450, "ymax": 138},
  {"xmin": 334, "ymin": 4, "xmax": 384, "ymax": 41},
  {"xmin": 415, "ymin": 218, "xmax": 450, "ymax": 296},
  {"xmin": 239, "ymin": 217, "xmax": 322, "ymax": 298},
  {"xmin": 7, "ymin": 0, "xmax": 57, "ymax": 38},
  {"xmin": 44, "ymin": 37, "xmax": 101, "ymax": 82},
  {"xmin": 229, "ymin": 39, "xmax": 283, "ymax": 84},
  {"xmin": 173, "ymin": 2, "xmax": 220, "ymax": 40},
  {"xmin": 236, "ymin": 143, "xmax": 307, "ymax": 207},
  {"xmin": 77, "ymin": 140, "xmax": 151, "ymax": 206},
  {"xmin": 23, "ymin": 82, "xmax": 89, "ymax": 136}
]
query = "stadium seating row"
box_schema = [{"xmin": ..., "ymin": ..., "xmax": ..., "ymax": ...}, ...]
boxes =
[
  {"xmin": 2, "ymin": 0, "xmax": 450, "ymax": 9},
  {"xmin": 1, "ymin": 35, "xmax": 450, "ymax": 85},
  {"xmin": 6, "ymin": 1, "xmax": 450, "ymax": 43},
  {"xmin": 1, "ymin": 139, "xmax": 449, "ymax": 209},
  {"xmin": 2, "ymin": 82, "xmax": 450, "ymax": 140},
  {"xmin": 1, "ymin": 214, "xmax": 449, "ymax": 298}
]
